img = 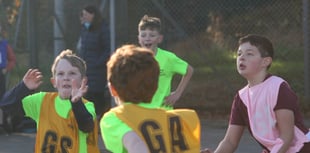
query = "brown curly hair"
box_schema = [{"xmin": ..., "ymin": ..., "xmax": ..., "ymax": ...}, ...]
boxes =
[{"xmin": 107, "ymin": 44, "xmax": 159, "ymax": 103}]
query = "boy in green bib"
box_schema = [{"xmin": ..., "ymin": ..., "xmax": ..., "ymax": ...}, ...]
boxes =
[
  {"xmin": 0, "ymin": 50, "xmax": 100, "ymax": 153},
  {"xmin": 138, "ymin": 15, "xmax": 194, "ymax": 109},
  {"xmin": 101, "ymin": 44, "xmax": 200, "ymax": 153}
]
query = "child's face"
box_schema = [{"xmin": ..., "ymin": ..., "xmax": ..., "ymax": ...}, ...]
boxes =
[
  {"xmin": 138, "ymin": 28, "xmax": 162, "ymax": 52},
  {"xmin": 236, "ymin": 42, "xmax": 270, "ymax": 79},
  {"xmin": 51, "ymin": 59, "xmax": 83, "ymax": 99}
]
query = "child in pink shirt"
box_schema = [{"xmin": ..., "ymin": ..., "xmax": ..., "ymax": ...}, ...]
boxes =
[{"xmin": 202, "ymin": 34, "xmax": 310, "ymax": 153}]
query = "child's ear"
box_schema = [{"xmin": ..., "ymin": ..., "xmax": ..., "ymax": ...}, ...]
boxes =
[
  {"xmin": 50, "ymin": 77, "xmax": 56, "ymax": 88},
  {"xmin": 158, "ymin": 34, "xmax": 163, "ymax": 43},
  {"xmin": 263, "ymin": 57, "xmax": 272, "ymax": 67},
  {"xmin": 108, "ymin": 83, "xmax": 118, "ymax": 97}
]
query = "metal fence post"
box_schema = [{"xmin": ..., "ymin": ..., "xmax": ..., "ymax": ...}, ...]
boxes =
[
  {"xmin": 303, "ymin": 0, "xmax": 310, "ymax": 99},
  {"xmin": 27, "ymin": 0, "xmax": 38, "ymax": 67},
  {"xmin": 54, "ymin": 0, "xmax": 66, "ymax": 57},
  {"xmin": 109, "ymin": 0, "xmax": 116, "ymax": 107}
]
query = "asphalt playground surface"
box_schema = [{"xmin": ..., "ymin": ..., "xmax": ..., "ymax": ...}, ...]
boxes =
[{"xmin": 0, "ymin": 117, "xmax": 267, "ymax": 153}]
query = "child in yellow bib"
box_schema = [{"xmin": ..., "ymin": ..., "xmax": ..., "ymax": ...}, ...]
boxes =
[
  {"xmin": 0, "ymin": 50, "xmax": 100, "ymax": 153},
  {"xmin": 100, "ymin": 44, "xmax": 200, "ymax": 153}
]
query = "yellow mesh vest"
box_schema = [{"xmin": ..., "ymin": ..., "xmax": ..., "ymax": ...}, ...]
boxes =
[
  {"xmin": 85, "ymin": 100, "xmax": 100, "ymax": 153},
  {"xmin": 35, "ymin": 93, "xmax": 100, "ymax": 153},
  {"xmin": 112, "ymin": 104, "xmax": 200, "ymax": 153}
]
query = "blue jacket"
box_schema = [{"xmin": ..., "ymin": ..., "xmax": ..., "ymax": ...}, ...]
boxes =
[
  {"xmin": 79, "ymin": 19, "xmax": 111, "ymax": 92},
  {"xmin": 0, "ymin": 40, "xmax": 8, "ymax": 69}
]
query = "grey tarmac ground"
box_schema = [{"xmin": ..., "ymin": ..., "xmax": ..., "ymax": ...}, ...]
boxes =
[{"xmin": 1, "ymin": 117, "xmax": 309, "ymax": 153}]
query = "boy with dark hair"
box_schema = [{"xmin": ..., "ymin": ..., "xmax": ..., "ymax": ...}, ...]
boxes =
[
  {"xmin": 202, "ymin": 34, "xmax": 310, "ymax": 153},
  {"xmin": 100, "ymin": 44, "xmax": 200, "ymax": 153},
  {"xmin": 138, "ymin": 15, "xmax": 194, "ymax": 109}
]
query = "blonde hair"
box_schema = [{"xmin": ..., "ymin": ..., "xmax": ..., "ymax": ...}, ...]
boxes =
[{"xmin": 51, "ymin": 49, "xmax": 86, "ymax": 77}]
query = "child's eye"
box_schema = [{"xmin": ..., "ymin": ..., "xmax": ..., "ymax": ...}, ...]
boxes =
[
  {"xmin": 69, "ymin": 71, "xmax": 76, "ymax": 75},
  {"xmin": 57, "ymin": 72, "xmax": 64, "ymax": 76}
]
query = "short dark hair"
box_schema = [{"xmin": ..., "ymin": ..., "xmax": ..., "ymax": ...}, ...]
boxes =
[
  {"xmin": 239, "ymin": 34, "xmax": 274, "ymax": 59},
  {"xmin": 138, "ymin": 15, "xmax": 162, "ymax": 33},
  {"xmin": 107, "ymin": 44, "xmax": 159, "ymax": 103}
]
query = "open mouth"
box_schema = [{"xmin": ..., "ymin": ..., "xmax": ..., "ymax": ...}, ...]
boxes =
[
  {"xmin": 144, "ymin": 43, "xmax": 152, "ymax": 48},
  {"xmin": 239, "ymin": 63, "xmax": 246, "ymax": 70},
  {"xmin": 63, "ymin": 84, "xmax": 72, "ymax": 89}
]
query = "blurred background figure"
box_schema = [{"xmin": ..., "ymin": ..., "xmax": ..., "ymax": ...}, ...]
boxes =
[
  {"xmin": 0, "ymin": 21, "xmax": 16, "ymax": 99},
  {"xmin": 78, "ymin": 5, "xmax": 111, "ymax": 119},
  {"xmin": 0, "ymin": 21, "xmax": 17, "ymax": 133}
]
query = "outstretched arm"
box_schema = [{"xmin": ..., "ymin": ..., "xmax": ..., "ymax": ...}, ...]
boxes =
[
  {"xmin": 0, "ymin": 69, "xmax": 42, "ymax": 106},
  {"xmin": 164, "ymin": 65, "xmax": 194, "ymax": 106},
  {"xmin": 273, "ymin": 109, "xmax": 294, "ymax": 153},
  {"xmin": 214, "ymin": 125, "xmax": 244, "ymax": 153}
]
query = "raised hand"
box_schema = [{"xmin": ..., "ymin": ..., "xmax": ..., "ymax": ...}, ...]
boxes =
[
  {"xmin": 71, "ymin": 78, "xmax": 88, "ymax": 103},
  {"xmin": 23, "ymin": 69, "xmax": 43, "ymax": 90}
]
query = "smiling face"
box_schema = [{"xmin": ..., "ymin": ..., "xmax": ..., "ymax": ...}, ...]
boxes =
[
  {"xmin": 138, "ymin": 28, "xmax": 163, "ymax": 52},
  {"xmin": 236, "ymin": 42, "xmax": 271, "ymax": 80},
  {"xmin": 51, "ymin": 59, "xmax": 83, "ymax": 99}
]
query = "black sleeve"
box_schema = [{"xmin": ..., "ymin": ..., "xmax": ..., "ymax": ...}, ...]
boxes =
[
  {"xmin": 71, "ymin": 99, "xmax": 94, "ymax": 133},
  {"xmin": 0, "ymin": 81, "xmax": 34, "ymax": 107}
]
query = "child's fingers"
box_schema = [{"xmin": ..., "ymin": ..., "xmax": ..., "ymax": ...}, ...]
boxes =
[
  {"xmin": 23, "ymin": 69, "xmax": 33, "ymax": 79},
  {"xmin": 26, "ymin": 69, "xmax": 42, "ymax": 79},
  {"xmin": 80, "ymin": 78, "xmax": 88, "ymax": 92}
]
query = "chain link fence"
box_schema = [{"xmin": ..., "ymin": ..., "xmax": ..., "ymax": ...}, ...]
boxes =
[
  {"xmin": 1, "ymin": 0, "xmax": 309, "ymax": 116},
  {"xmin": 119, "ymin": 0, "xmax": 309, "ymax": 116}
]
